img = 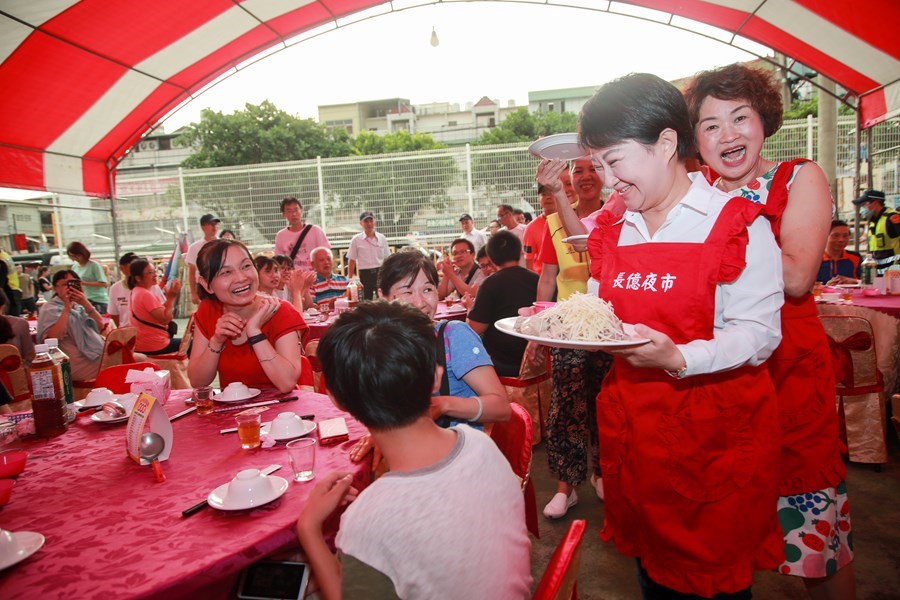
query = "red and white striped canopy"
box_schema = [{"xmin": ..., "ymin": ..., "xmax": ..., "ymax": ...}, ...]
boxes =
[{"xmin": 0, "ymin": 0, "xmax": 897, "ymax": 198}]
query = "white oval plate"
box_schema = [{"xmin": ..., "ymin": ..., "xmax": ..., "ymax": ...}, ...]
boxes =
[
  {"xmin": 0, "ymin": 531, "xmax": 45, "ymax": 571},
  {"xmin": 90, "ymin": 411, "xmax": 129, "ymax": 425},
  {"xmin": 213, "ymin": 388, "xmax": 261, "ymax": 404},
  {"xmin": 207, "ymin": 475, "xmax": 289, "ymax": 511},
  {"xmin": 527, "ymin": 133, "xmax": 587, "ymax": 160},
  {"xmin": 561, "ymin": 234, "xmax": 589, "ymax": 244},
  {"xmin": 494, "ymin": 316, "xmax": 650, "ymax": 351},
  {"xmin": 262, "ymin": 419, "xmax": 317, "ymax": 442}
]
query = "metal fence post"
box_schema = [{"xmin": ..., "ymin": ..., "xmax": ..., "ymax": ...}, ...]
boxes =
[
  {"xmin": 466, "ymin": 143, "xmax": 474, "ymax": 216},
  {"xmin": 316, "ymin": 156, "xmax": 326, "ymax": 227},
  {"xmin": 178, "ymin": 167, "xmax": 188, "ymax": 233},
  {"xmin": 807, "ymin": 114, "xmax": 814, "ymax": 161}
]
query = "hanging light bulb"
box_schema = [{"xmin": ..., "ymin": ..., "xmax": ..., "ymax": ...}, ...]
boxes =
[{"xmin": 430, "ymin": 26, "xmax": 439, "ymax": 47}]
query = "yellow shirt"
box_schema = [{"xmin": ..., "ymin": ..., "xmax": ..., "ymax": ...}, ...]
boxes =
[{"xmin": 545, "ymin": 212, "xmax": 589, "ymax": 300}]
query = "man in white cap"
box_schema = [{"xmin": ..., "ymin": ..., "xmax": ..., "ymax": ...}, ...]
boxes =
[
  {"xmin": 458, "ymin": 213, "xmax": 486, "ymax": 253},
  {"xmin": 853, "ymin": 189, "xmax": 900, "ymax": 274},
  {"xmin": 185, "ymin": 213, "xmax": 220, "ymax": 305},
  {"xmin": 347, "ymin": 211, "xmax": 389, "ymax": 300}
]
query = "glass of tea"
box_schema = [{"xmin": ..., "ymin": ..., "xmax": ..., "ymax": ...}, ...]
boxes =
[{"xmin": 235, "ymin": 412, "xmax": 262, "ymax": 450}]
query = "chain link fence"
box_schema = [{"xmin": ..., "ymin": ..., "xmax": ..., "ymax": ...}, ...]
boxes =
[{"xmin": 114, "ymin": 115, "xmax": 899, "ymax": 259}]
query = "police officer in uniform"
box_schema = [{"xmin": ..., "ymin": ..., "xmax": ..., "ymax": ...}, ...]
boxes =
[{"xmin": 853, "ymin": 189, "xmax": 900, "ymax": 274}]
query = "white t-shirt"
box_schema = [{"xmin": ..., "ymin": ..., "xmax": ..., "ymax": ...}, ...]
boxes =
[
  {"xmin": 185, "ymin": 238, "xmax": 215, "ymax": 267},
  {"xmin": 346, "ymin": 231, "xmax": 390, "ymax": 270},
  {"xmin": 337, "ymin": 425, "xmax": 532, "ymax": 599},
  {"xmin": 108, "ymin": 281, "xmax": 165, "ymax": 327}
]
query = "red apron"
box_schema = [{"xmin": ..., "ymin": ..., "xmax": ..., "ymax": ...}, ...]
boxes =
[
  {"xmin": 592, "ymin": 198, "xmax": 783, "ymax": 596},
  {"xmin": 762, "ymin": 160, "xmax": 846, "ymax": 495}
]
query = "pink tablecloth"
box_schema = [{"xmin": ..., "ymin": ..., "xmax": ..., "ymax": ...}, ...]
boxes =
[
  {"xmin": 845, "ymin": 292, "xmax": 900, "ymax": 318},
  {"xmin": 0, "ymin": 389, "xmax": 370, "ymax": 599}
]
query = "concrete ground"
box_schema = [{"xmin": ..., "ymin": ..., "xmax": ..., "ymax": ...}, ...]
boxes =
[{"xmin": 528, "ymin": 432, "xmax": 900, "ymax": 599}]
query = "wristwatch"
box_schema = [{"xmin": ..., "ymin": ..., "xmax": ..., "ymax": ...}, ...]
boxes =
[{"xmin": 665, "ymin": 364, "xmax": 688, "ymax": 379}]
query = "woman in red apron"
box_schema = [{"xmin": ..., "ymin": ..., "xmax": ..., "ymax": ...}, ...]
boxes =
[
  {"xmin": 580, "ymin": 73, "xmax": 785, "ymax": 598},
  {"xmin": 685, "ymin": 64, "xmax": 855, "ymax": 599}
]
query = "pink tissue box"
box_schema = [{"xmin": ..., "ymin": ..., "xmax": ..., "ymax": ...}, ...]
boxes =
[{"xmin": 129, "ymin": 369, "xmax": 171, "ymax": 404}]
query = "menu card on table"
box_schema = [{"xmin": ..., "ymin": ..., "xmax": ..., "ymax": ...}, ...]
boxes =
[{"xmin": 125, "ymin": 392, "xmax": 174, "ymax": 465}]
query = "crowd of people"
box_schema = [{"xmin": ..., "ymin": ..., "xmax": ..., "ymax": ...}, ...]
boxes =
[{"xmin": 5, "ymin": 60, "xmax": 896, "ymax": 599}]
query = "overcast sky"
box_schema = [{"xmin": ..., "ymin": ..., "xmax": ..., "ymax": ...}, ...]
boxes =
[
  {"xmin": 161, "ymin": 3, "xmax": 769, "ymax": 129},
  {"xmin": 1, "ymin": 2, "xmax": 770, "ymax": 200}
]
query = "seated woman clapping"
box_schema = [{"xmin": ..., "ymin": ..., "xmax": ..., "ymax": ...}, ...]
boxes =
[{"xmin": 188, "ymin": 239, "xmax": 307, "ymax": 393}]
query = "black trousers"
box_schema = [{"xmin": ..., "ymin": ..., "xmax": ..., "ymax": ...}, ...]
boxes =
[{"xmin": 358, "ymin": 268, "xmax": 380, "ymax": 301}]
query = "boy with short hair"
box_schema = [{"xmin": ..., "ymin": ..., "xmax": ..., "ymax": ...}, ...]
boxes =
[{"xmin": 296, "ymin": 302, "xmax": 531, "ymax": 600}]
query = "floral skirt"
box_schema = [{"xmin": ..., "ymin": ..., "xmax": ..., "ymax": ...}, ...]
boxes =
[{"xmin": 777, "ymin": 481, "xmax": 853, "ymax": 578}]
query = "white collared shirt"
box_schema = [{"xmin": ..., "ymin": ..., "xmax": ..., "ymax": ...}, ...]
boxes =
[
  {"xmin": 347, "ymin": 231, "xmax": 390, "ymax": 270},
  {"xmin": 614, "ymin": 173, "xmax": 784, "ymax": 376}
]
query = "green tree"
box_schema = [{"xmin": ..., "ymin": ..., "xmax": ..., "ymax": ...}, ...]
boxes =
[
  {"xmin": 470, "ymin": 109, "xmax": 577, "ymax": 198},
  {"xmin": 323, "ymin": 130, "xmax": 458, "ymax": 237},
  {"xmin": 176, "ymin": 100, "xmax": 346, "ymax": 168}
]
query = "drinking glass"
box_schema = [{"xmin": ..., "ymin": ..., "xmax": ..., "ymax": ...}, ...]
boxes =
[
  {"xmin": 235, "ymin": 413, "xmax": 262, "ymax": 450},
  {"xmin": 841, "ymin": 288, "xmax": 854, "ymax": 302},
  {"xmin": 193, "ymin": 386, "xmax": 214, "ymax": 416},
  {"xmin": 812, "ymin": 281, "xmax": 823, "ymax": 298},
  {"xmin": 286, "ymin": 438, "xmax": 316, "ymax": 482}
]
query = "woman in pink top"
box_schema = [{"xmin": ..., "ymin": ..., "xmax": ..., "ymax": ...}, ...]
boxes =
[{"xmin": 128, "ymin": 258, "xmax": 181, "ymax": 354}]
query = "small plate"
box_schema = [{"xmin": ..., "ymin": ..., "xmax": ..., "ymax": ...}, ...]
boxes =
[
  {"xmin": 213, "ymin": 388, "xmax": 261, "ymax": 404},
  {"xmin": 90, "ymin": 411, "xmax": 129, "ymax": 425},
  {"xmin": 207, "ymin": 475, "xmax": 289, "ymax": 511},
  {"xmin": 262, "ymin": 420, "xmax": 317, "ymax": 442},
  {"xmin": 562, "ymin": 234, "xmax": 589, "ymax": 244},
  {"xmin": 527, "ymin": 133, "xmax": 587, "ymax": 160},
  {"xmin": 494, "ymin": 316, "xmax": 650, "ymax": 351},
  {"xmin": 0, "ymin": 531, "xmax": 45, "ymax": 571}
]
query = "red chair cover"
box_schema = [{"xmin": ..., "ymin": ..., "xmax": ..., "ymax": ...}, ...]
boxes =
[
  {"xmin": 490, "ymin": 402, "xmax": 539, "ymax": 538},
  {"xmin": 0, "ymin": 354, "xmax": 22, "ymax": 371},
  {"xmin": 106, "ymin": 337, "xmax": 136, "ymax": 364},
  {"xmin": 94, "ymin": 362, "xmax": 160, "ymax": 394},
  {"xmin": 298, "ymin": 356, "xmax": 315, "ymax": 390},
  {"xmin": 532, "ymin": 519, "xmax": 587, "ymax": 600}
]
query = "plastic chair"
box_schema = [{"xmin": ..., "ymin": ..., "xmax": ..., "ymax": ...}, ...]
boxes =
[
  {"xmin": 490, "ymin": 402, "xmax": 539, "ymax": 538},
  {"xmin": 298, "ymin": 356, "xmax": 314, "ymax": 392},
  {"xmin": 304, "ymin": 341, "xmax": 328, "ymax": 394},
  {"xmin": 94, "ymin": 362, "xmax": 160, "ymax": 394},
  {"xmin": 820, "ymin": 315, "xmax": 887, "ymax": 466},
  {"xmin": 72, "ymin": 326, "xmax": 138, "ymax": 399},
  {"xmin": 498, "ymin": 345, "xmax": 551, "ymax": 445},
  {"xmin": 0, "ymin": 344, "xmax": 33, "ymax": 411},
  {"xmin": 532, "ymin": 519, "xmax": 587, "ymax": 600},
  {"xmin": 150, "ymin": 315, "xmax": 193, "ymax": 389}
]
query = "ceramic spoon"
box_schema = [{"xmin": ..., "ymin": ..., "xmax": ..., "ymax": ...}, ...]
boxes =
[{"xmin": 140, "ymin": 432, "xmax": 166, "ymax": 483}]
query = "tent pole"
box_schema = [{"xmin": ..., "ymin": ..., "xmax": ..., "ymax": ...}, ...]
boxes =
[
  {"xmin": 853, "ymin": 109, "xmax": 862, "ymax": 253},
  {"xmin": 108, "ymin": 167, "xmax": 122, "ymax": 261}
]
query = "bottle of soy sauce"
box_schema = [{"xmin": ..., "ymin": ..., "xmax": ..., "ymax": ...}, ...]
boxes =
[{"xmin": 29, "ymin": 344, "xmax": 67, "ymax": 437}]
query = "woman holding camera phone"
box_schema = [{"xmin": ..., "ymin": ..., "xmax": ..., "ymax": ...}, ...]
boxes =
[{"xmin": 36, "ymin": 270, "xmax": 108, "ymax": 380}]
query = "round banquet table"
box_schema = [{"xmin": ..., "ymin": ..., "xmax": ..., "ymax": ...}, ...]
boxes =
[
  {"xmin": 817, "ymin": 289, "xmax": 900, "ymax": 395},
  {"xmin": 302, "ymin": 302, "xmax": 469, "ymax": 346},
  {"xmin": 0, "ymin": 388, "xmax": 371, "ymax": 600}
]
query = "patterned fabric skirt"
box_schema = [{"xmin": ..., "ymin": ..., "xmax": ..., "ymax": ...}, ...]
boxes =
[{"xmin": 777, "ymin": 481, "xmax": 853, "ymax": 578}]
